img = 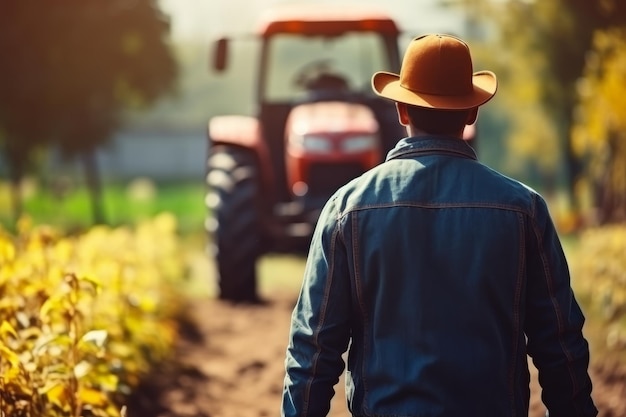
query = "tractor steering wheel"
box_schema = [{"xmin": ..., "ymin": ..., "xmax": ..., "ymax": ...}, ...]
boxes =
[{"xmin": 294, "ymin": 59, "xmax": 349, "ymax": 92}]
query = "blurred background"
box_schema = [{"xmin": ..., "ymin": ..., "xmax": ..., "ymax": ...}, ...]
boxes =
[
  {"xmin": 1, "ymin": 0, "xmax": 625, "ymax": 232},
  {"xmin": 0, "ymin": 0, "xmax": 625, "ymax": 356}
]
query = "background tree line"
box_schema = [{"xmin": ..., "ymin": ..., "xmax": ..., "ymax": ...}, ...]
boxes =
[
  {"xmin": 1, "ymin": 0, "xmax": 625, "ymax": 227},
  {"xmin": 456, "ymin": 0, "xmax": 626, "ymax": 226},
  {"xmin": 0, "ymin": 1, "xmax": 178, "ymax": 224}
]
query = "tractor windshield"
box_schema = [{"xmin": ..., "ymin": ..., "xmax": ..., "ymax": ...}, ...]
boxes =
[{"xmin": 263, "ymin": 32, "xmax": 394, "ymax": 103}]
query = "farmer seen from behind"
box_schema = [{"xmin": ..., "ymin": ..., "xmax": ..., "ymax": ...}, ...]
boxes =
[{"xmin": 281, "ymin": 34, "xmax": 597, "ymax": 417}]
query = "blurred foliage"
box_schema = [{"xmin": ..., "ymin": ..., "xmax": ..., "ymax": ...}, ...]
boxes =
[
  {"xmin": 0, "ymin": 178, "xmax": 206, "ymax": 236},
  {"xmin": 123, "ymin": 42, "xmax": 247, "ymax": 130},
  {"xmin": 573, "ymin": 225, "xmax": 626, "ymax": 353},
  {"xmin": 0, "ymin": 213, "xmax": 184, "ymax": 416},
  {"xmin": 0, "ymin": 1, "xmax": 178, "ymax": 223},
  {"xmin": 572, "ymin": 28, "xmax": 626, "ymax": 224},
  {"xmin": 464, "ymin": 0, "xmax": 626, "ymax": 210}
]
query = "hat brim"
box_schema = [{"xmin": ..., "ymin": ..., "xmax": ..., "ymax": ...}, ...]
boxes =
[{"xmin": 371, "ymin": 70, "xmax": 497, "ymax": 110}]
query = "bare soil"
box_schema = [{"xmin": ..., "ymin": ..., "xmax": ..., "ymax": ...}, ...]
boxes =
[{"xmin": 126, "ymin": 290, "xmax": 626, "ymax": 417}]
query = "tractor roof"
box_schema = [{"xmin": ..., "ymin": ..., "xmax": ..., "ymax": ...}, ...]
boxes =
[{"xmin": 256, "ymin": 4, "xmax": 400, "ymax": 37}]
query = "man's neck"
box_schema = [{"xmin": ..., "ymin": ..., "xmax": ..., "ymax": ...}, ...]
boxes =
[{"xmin": 407, "ymin": 126, "xmax": 464, "ymax": 139}]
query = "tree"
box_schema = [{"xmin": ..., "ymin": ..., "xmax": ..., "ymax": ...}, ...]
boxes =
[
  {"xmin": 0, "ymin": 1, "xmax": 178, "ymax": 223},
  {"xmin": 463, "ymin": 0, "xmax": 626, "ymax": 204},
  {"xmin": 0, "ymin": 2, "xmax": 56, "ymax": 220},
  {"xmin": 572, "ymin": 29, "xmax": 626, "ymax": 224}
]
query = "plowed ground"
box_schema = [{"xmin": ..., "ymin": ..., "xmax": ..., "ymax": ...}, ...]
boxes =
[{"xmin": 126, "ymin": 289, "xmax": 626, "ymax": 417}]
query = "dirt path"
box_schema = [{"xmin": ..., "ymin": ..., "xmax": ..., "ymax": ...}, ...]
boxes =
[{"xmin": 126, "ymin": 290, "xmax": 626, "ymax": 417}]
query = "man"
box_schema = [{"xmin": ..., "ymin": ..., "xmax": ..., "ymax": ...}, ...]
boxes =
[{"xmin": 281, "ymin": 34, "xmax": 597, "ymax": 417}]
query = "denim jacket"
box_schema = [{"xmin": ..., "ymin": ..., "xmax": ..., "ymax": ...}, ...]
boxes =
[{"xmin": 282, "ymin": 136, "xmax": 597, "ymax": 417}]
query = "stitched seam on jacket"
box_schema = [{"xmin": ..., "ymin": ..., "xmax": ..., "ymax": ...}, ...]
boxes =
[
  {"xmin": 510, "ymin": 212, "xmax": 526, "ymax": 417},
  {"xmin": 302, "ymin": 223, "xmax": 340, "ymax": 417},
  {"xmin": 339, "ymin": 201, "xmax": 532, "ymax": 219},
  {"xmin": 350, "ymin": 211, "xmax": 372, "ymax": 415},
  {"xmin": 388, "ymin": 148, "xmax": 477, "ymax": 161},
  {"xmin": 529, "ymin": 194, "xmax": 580, "ymax": 405}
]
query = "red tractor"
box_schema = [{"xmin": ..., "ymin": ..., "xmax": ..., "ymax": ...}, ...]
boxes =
[{"xmin": 206, "ymin": 4, "xmax": 407, "ymax": 302}]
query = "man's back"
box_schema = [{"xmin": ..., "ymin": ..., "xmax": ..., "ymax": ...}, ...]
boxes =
[{"xmin": 329, "ymin": 136, "xmax": 534, "ymax": 415}]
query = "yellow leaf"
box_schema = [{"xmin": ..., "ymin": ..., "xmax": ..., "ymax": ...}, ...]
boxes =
[
  {"xmin": 45, "ymin": 382, "xmax": 69, "ymax": 409},
  {"xmin": 0, "ymin": 343, "xmax": 20, "ymax": 367},
  {"xmin": 79, "ymin": 329, "xmax": 108, "ymax": 350},
  {"xmin": 74, "ymin": 360, "xmax": 92, "ymax": 379},
  {"xmin": 78, "ymin": 386, "xmax": 109, "ymax": 407},
  {"xmin": 0, "ymin": 320, "xmax": 18, "ymax": 340},
  {"xmin": 0, "ymin": 237, "xmax": 15, "ymax": 262},
  {"xmin": 16, "ymin": 215, "xmax": 33, "ymax": 235},
  {"xmin": 98, "ymin": 373, "xmax": 119, "ymax": 392},
  {"xmin": 79, "ymin": 275, "xmax": 103, "ymax": 294},
  {"xmin": 40, "ymin": 295, "xmax": 66, "ymax": 318}
]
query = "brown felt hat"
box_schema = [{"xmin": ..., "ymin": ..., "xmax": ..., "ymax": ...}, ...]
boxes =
[{"xmin": 372, "ymin": 34, "xmax": 497, "ymax": 110}]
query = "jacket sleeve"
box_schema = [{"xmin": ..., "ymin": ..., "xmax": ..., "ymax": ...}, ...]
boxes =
[
  {"xmin": 281, "ymin": 197, "xmax": 352, "ymax": 417},
  {"xmin": 525, "ymin": 194, "xmax": 598, "ymax": 417}
]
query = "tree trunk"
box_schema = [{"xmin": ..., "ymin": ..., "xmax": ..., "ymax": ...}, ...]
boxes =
[
  {"xmin": 9, "ymin": 175, "xmax": 23, "ymax": 226},
  {"xmin": 561, "ymin": 149, "xmax": 580, "ymax": 218},
  {"xmin": 7, "ymin": 152, "xmax": 25, "ymax": 225},
  {"xmin": 560, "ymin": 109, "xmax": 582, "ymax": 211},
  {"xmin": 80, "ymin": 148, "xmax": 106, "ymax": 224},
  {"xmin": 596, "ymin": 133, "xmax": 626, "ymax": 225}
]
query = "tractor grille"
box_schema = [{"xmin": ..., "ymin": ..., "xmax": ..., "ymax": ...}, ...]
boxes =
[{"xmin": 307, "ymin": 162, "xmax": 365, "ymax": 197}]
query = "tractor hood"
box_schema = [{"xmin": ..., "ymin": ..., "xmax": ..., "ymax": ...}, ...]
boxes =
[{"xmin": 285, "ymin": 101, "xmax": 379, "ymax": 137}]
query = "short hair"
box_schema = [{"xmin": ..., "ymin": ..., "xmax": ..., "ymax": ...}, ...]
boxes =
[{"xmin": 405, "ymin": 105, "xmax": 472, "ymax": 135}]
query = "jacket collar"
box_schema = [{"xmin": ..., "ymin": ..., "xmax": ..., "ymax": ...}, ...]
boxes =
[{"xmin": 386, "ymin": 135, "xmax": 478, "ymax": 162}]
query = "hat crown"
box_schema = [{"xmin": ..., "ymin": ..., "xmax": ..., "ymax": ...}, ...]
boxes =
[
  {"xmin": 370, "ymin": 32, "xmax": 497, "ymax": 109},
  {"xmin": 400, "ymin": 34, "xmax": 473, "ymax": 97}
]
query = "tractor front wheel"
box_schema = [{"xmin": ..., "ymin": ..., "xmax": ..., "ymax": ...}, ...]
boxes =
[{"xmin": 205, "ymin": 145, "xmax": 261, "ymax": 303}]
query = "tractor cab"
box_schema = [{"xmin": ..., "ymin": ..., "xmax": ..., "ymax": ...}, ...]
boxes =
[{"xmin": 206, "ymin": 5, "xmax": 405, "ymax": 301}]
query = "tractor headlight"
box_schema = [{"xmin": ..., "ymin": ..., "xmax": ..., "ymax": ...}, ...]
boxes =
[
  {"xmin": 341, "ymin": 134, "xmax": 378, "ymax": 153},
  {"xmin": 289, "ymin": 133, "xmax": 333, "ymax": 153}
]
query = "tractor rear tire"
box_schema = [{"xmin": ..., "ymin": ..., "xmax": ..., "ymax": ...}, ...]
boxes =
[{"xmin": 205, "ymin": 145, "xmax": 261, "ymax": 303}]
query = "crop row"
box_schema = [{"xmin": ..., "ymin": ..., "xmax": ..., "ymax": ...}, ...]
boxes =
[
  {"xmin": 573, "ymin": 224, "xmax": 626, "ymax": 351},
  {"xmin": 0, "ymin": 213, "xmax": 185, "ymax": 416}
]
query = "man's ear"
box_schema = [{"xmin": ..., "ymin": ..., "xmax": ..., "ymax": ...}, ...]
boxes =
[
  {"xmin": 396, "ymin": 102, "xmax": 410, "ymax": 126},
  {"xmin": 466, "ymin": 107, "xmax": 479, "ymax": 125}
]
